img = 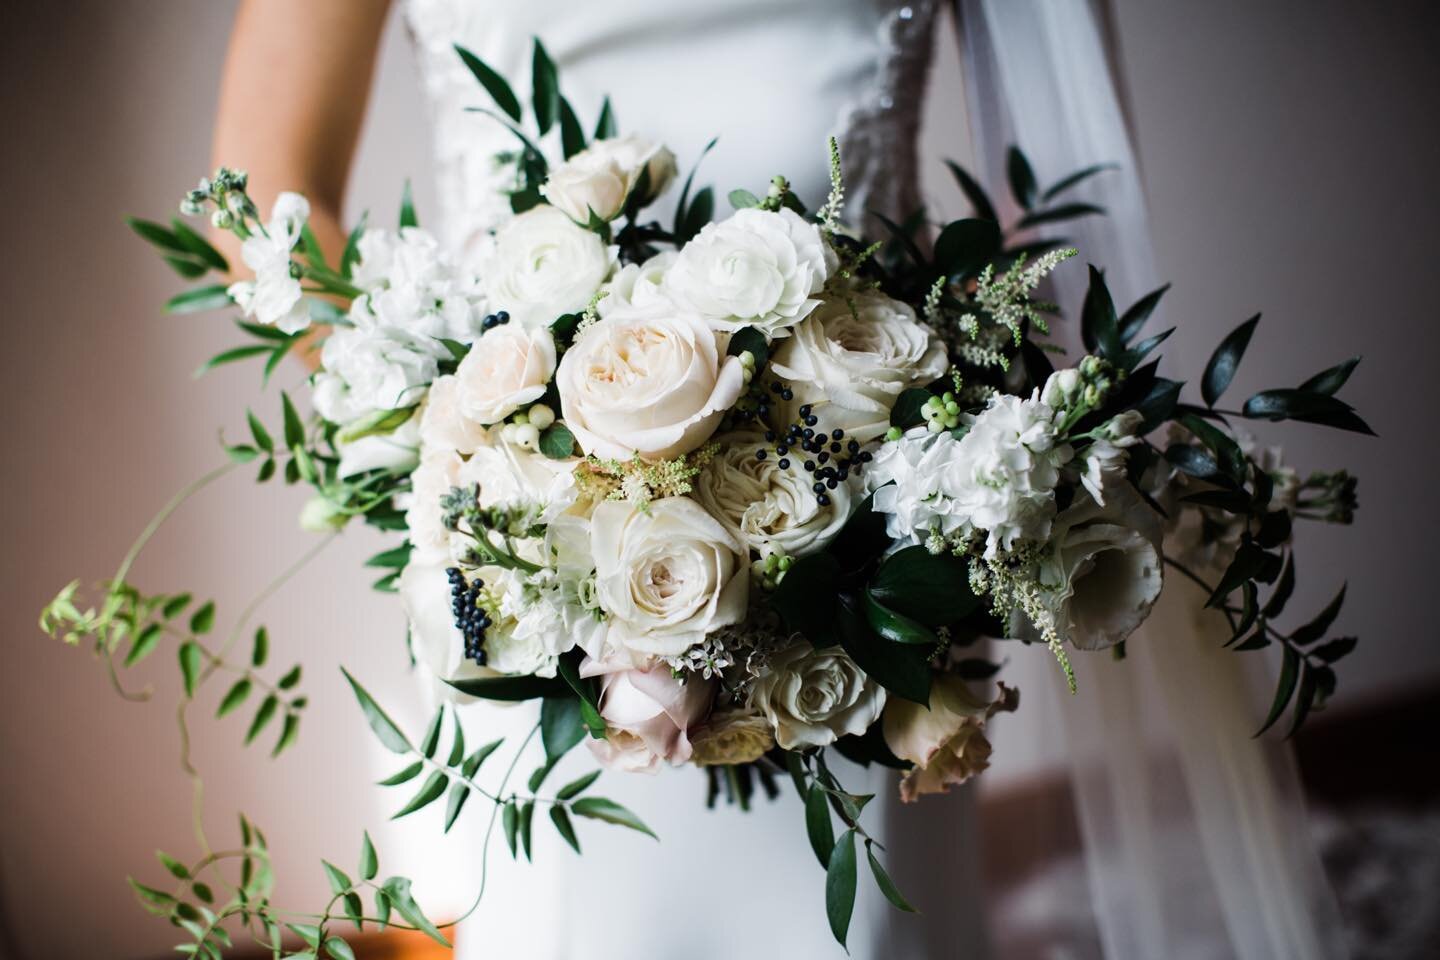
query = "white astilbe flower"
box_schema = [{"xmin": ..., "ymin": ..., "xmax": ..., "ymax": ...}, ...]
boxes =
[
  {"xmin": 228, "ymin": 192, "xmax": 311, "ymax": 334},
  {"xmin": 869, "ymin": 393, "xmax": 1073, "ymax": 558}
]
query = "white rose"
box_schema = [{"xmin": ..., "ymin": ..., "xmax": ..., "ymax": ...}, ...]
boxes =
[
  {"xmin": 582, "ymin": 654, "xmax": 715, "ymax": 772},
  {"xmin": 482, "ymin": 205, "xmax": 615, "ymax": 329},
  {"xmin": 1036, "ymin": 483, "xmax": 1163, "ymax": 650},
  {"xmin": 452, "ymin": 323, "xmax": 556, "ymax": 426},
  {"xmin": 541, "ymin": 135, "xmax": 676, "ymax": 224},
  {"xmin": 770, "ymin": 293, "xmax": 948, "ymax": 442},
  {"xmin": 749, "ymin": 643, "xmax": 886, "ymax": 750},
  {"xmin": 556, "ymin": 300, "xmax": 745, "ymax": 461},
  {"xmin": 690, "ymin": 709, "xmax": 776, "ymax": 766},
  {"xmin": 419, "ymin": 375, "xmax": 489, "ymax": 456},
  {"xmin": 405, "ymin": 447, "xmax": 465, "ymax": 565},
  {"xmin": 597, "ymin": 251, "xmax": 676, "ymax": 318},
  {"xmin": 664, "ymin": 207, "xmax": 833, "ymax": 336},
  {"xmin": 228, "ymin": 191, "xmax": 311, "ymax": 334},
  {"xmin": 692, "ymin": 431, "xmax": 853, "ymax": 559},
  {"xmin": 590, "ymin": 497, "xmax": 748, "ymax": 658}
]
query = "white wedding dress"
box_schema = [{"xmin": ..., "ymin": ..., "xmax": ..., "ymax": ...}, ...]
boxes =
[{"xmin": 393, "ymin": 2, "xmax": 1343, "ymax": 958}]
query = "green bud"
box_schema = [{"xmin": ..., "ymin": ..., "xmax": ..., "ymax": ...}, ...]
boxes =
[{"xmin": 885, "ymin": 426, "xmax": 903, "ymax": 442}]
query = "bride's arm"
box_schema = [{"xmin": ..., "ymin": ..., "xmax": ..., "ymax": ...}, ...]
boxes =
[{"xmin": 212, "ymin": 0, "xmax": 393, "ymax": 367}]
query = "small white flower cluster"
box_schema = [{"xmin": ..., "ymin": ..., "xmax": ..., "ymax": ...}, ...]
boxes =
[{"xmin": 228, "ymin": 192, "xmax": 312, "ymax": 334}]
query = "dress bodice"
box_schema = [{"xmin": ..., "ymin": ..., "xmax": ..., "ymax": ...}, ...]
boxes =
[{"xmin": 403, "ymin": 0, "xmax": 938, "ymax": 258}]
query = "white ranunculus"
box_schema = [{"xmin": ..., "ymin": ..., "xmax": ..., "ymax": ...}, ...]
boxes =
[
  {"xmin": 692, "ymin": 431, "xmax": 853, "ymax": 559},
  {"xmin": 749, "ymin": 643, "xmax": 886, "ymax": 750},
  {"xmin": 590, "ymin": 497, "xmax": 748, "ymax": 658},
  {"xmin": 399, "ymin": 560, "xmax": 496, "ymax": 704},
  {"xmin": 482, "ymin": 205, "xmax": 615, "ymax": 329},
  {"xmin": 869, "ymin": 393, "xmax": 1073, "ymax": 557},
  {"xmin": 541, "ymin": 135, "xmax": 677, "ymax": 224},
  {"xmin": 770, "ymin": 293, "xmax": 949, "ymax": 442},
  {"xmin": 1036, "ymin": 483, "xmax": 1164, "ymax": 650},
  {"xmin": 664, "ymin": 207, "xmax": 833, "ymax": 336},
  {"xmin": 556, "ymin": 300, "xmax": 745, "ymax": 461},
  {"xmin": 228, "ymin": 192, "xmax": 311, "ymax": 334},
  {"xmin": 418, "ymin": 375, "xmax": 489, "ymax": 456},
  {"xmin": 452, "ymin": 323, "xmax": 556, "ymax": 426},
  {"xmin": 597, "ymin": 251, "xmax": 676, "ymax": 318}
]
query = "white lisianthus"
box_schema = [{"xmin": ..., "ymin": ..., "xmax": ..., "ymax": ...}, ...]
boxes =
[
  {"xmin": 692, "ymin": 431, "xmax": 853, "ymax": 559},
  {"xmin": 556, "ymin": 300, "xmax": 745, "ymax": 461},
  {"xmin": 770, "ymin": 293, "xmax": 948, "ymax": 442},
  {"xmin": 228, "ymin": 192, "xmax": 311, "ymax": 334},
  {"xmin": 1079, "ymin": 410, "xmax": 1145, "ymax": 506},
  {"xmin": 749, "ymin": 643, "xmax": 886, "ymax": 750},
  {"xmin": 869, "ymin": 393, "xmax": 1073, "ymax": 557},
  {"xmin": 883, "ymin": 678, "xmax": 1017, "ymax": 802},
  {"xmin": 1035, "ymin": 484, "xmax": 1164, "ymax": 650},
  {"xmin": 664, "ymin": 207, "xmax": 833, "ymax": 336},
  {"xmin": 398, "ymin": 561, "xmax": 496, "ymax": 704},
  {"xmin": 541, "ymin": 135, "xmax": 676, "ymax": 224},
  {"xmin": 419, "ymin": 375, "xmax": 489, "ymax": 456},
  {"xmin": 597, "ymin": 251, "xmax": 676, "ymax": 318},
  {"xmin": 452, "ymin": 324, "xmax": 557, "ymax": 426},
  {"xmin": 481, "ymin": 205, "xmax": 615, "ymax": 329},
  {"xmin": 590, "ymin": 497, "xmax": 748, "ymax": 658},
  {"xmin": 690, "ymin": 709, "xmax": 776, "ymax": 765}
]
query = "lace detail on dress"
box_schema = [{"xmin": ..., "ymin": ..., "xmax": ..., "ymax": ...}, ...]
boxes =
[{"xmin": 835, "ymin": 1, "xmax": 938, "ymax": 229}]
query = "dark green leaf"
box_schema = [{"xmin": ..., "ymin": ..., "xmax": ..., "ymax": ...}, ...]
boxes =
[
  {"xmin": 1262, "ymin": 554, "xmax": 1296, "ymax": 619},
  {"xmin": 593, "ymin": 96, "xmax": 617, "ymax": 140},
  {"xmin": 678, "ymin": 186, "xmax": 714, "ymax": 244},
  {"xmin": 272, "ymin": 712, "xmax": 300, "ymax": 756},
  {"xmin": 932, "ymin": 218, "xmax": 1001, "ymax": 279},
  {"xmin": 1017, "ymin": 202, "xmax": 1105, "ymax": 229},
  {"xmin": 539, "ymin": 424, "xmax": 576, "ymax": 460},
  {"xmin": 826, "ymin": 829, "xmax": 859, "ymax": 947},
  {"xmin": 555, "ymin": 770, "xmax": 602, "ymax": 801},
  {"xmin": 217, "ymin": 679, "xmax": 252, "ymax": 717},
  {"xmin": 446, "ymin": 711, "xmax": 466, "ymax": 767},
  {"xmin": 530, "ymin": 39, "xmax": 560, "ymax": 135},
  {"xmin": 1165, "ymin": 444, "xmax": 1235, "ymax": 489},
  {"xmin": 190, "ymin": 881, "xmax": 213, "ymax": 904},
  {"xmin": 1206, "ymin": 541, "xmax": 1272, "ymax": 607},
  {"xmin": 277, "ymin": 664, "xmax": 302, "ymax": 690},
  {"xmin": 558, "ymin": 96, "xmax": 586, "ymax": 159},
  {"xmin": 519, "ymin": 800, "xmax": 535, "ymax": 860},
  {"xmin": 127, "ymin": 216, "xmax": 186, "ymax": 253},
  {"xmin": 1299, "ymin": 356, "xmax": 1360, "ymax": 396},
  {"xmin": 1005, "ymin": 146, "xmax": 1038, "ymax": 210},
  {"xmin": 453, "ymin": 44, "xmax": 521, "ymax": 121},
  {"xmin": 862, "ymin": 592, "xmax": 936, "ymax": 646},
  {"xmin": 251, "ymin": 626, "xmax": 269, "ymax": 667},
  {"xmin": 726, "ymin": 325, "xmax": 769, "ymax": 371},
  {"xmin": 1242, "ymin": 389, "xmax": 1376, "ymax": 435},
  {"xmin": 1042, "ymin": 162, "xmax": 1118, "ymax": 202},
  {"xmin": 189, "ymin": 601, "xmax": 215, "ymax": 635},
  {"xmin": 178, "ymin": 641, "xmax": 203, "ymax": 697},
  {"xmin": 836, "ymin": 597, "xmax": 932, "ymax": 705},
  {"xmin": 443, "ymin": 782, "xmax": 471, "ymax": 833},
  {"xmin": 462, "ymin": 739, "xmax": 503, "ymax": 779},
  {"xmin": 339, "ymin": 213, "xmax": 367, "ymax": 280},
  {"xmin": 1312, "ymin": 636, "xmax": 1357, "ymax": 663},
  {"xmin": 164, "ymin": 285, "xmax": 232, "ymax": 315},
  {"xmin": 1080, "ymin": 265, "xmax": 1120, "ymax": 357},
  {"xmin": 805, "ymin": 784, "xmax": 835, "ymax": 868},
  {"xmin": 444, "ymin": 672, "xmax": 571, "ymax": 701},
  {"xmin": 770, "ymin": 552, "xmax": 840, "ymax": 639},
  {"xmin": 158, "ymin": 850, "xmax": 189, "ymax": 879},
  {"xmin": 161, "ymin": 593, "xmax": 192, "ymax": 619},
  {"xmin": 1290, "ymin": 584, "xmax": 1346, "ymax": 646},
  {"xmin": 342, "ymin": 668, "xmax": 412, "ymax": 753},
  {"xmin": 419, "ymin": 707, "xmax": 444, "ymax": 759},
  {"xmin": 125, "ymin": 622, "xmax": 162, "ymax": 666},
  {"xmin": 162, "ymin": 253, "xmax": 209, "ymax": 278},
  {"xmin": 1287, "ymin": 663, "xmax": 1319, "ymax": 738},
  {"xmin": 890, "ymin": 388, "xmax": 930, "ymax": 429},
  {"xmin": 246, "ymin": 411, "xmax": 273, "ymax": 453},
  {"xmin": 1256, "ymin": 644, "xmax": 1300, "ymax": 736},
  {"xmin": 869, "ymin": 546, "xmax": 980, "ymax": 627},
  {"xmin": 245, "ymin": 695, "xmax": 279, "ymax": 745},
  {"xmin": 570, "ymin": 797, "xmax": 657, "ymax": 839},
  {"xmin": 528, "ymin": 759, "xmax": 557, "ymax": 793},
  {"xmin": 1117, "ymin": 283, "xmax": 1170, "ymax": 343},
  {"xmin": 672, "ymin": 137, "xmax": 717, "ymax": 241},
  {"xmin": 1202, "ymin": 314, "xmax": 1260, "ymax": 407},
  {"xmin": 392, "ymin": 771, "xmax": 448, "ymax": 819},
  {"xmin": 398, "ymin": 179, "xmax": 418, "ymax": 229},
  {"xmin": 541, "ymin": 696, "xmax": 586, "ymax": 765},
  {"xmin": 503, "ymin": 801, "xmax": 520, "ymax": 858},
  {"xmin": 866, "ymin": 842, "xmax": 918, "ymax": 912},
  {"xmin": 944, "ymin": 159, "xmax": 997, "ymax": 223},
  {"xmin": 1178, "ymin": 413, "xmax": 1246, "ymax": 482},
  {"xmin": 549, "ymin": 805, "xmax": 580, "ymax": 853},
  {"xmin": 378, "ymin": 761, "xmax": 424, "ymax": 786},
  {"xmin": 359, "ymin": 832, "xmax": 378, "ymax": 881},
  {"xmin": 281, "ymin": 391, "xmax": 305, "ymax": 449}
]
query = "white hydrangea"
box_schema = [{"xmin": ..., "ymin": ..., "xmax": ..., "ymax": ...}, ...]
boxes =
[
  {"xmin": 228, "ymin": 192, "xmax": 311, "ymax": 334},
  {"xmin": 869, "ymin": 393, "xmax": 1073, "ymax": 558}
]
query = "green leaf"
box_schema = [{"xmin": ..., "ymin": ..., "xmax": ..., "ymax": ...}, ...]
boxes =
[
  {"xmin": 866, "ymin": 842, "xmax": 918, "ymax": 913},
  {"xmin": 1263, "ymin": 554, "xmax": 1296, "ymax": 620},
  {"xmin": 178, "ymin": 641, "xmax": 203, "ymax": 697},
  {"xmin": 530, "ymin": 39, "xmax": 560, "ymax": 134},
  {"xmin": 245, "ymin": 411, "xmax": 273, "ymax": 453},
  {"xmin": 1042, "ymin": 162, "xmax": 1118, "ymax": 202},
  {"xmin": 197, "ymin": 343, "xmax": 271, "ymax": 376},
  {"xmin": 454, "ymin": 44, "xmax": 521, "ymax": 122},
  {"xmin": 678, "ymin": 186, "xmax": 714, "ymax": 244},
  {"xmin": 446, "ymin": 711, "xmax": 466, "ymax": 767},
  {"xmin": 944, "ymin": 159, "xmax": 997, "ymax": 223},
  {"xmin": 158, "ymin": 850, "xmax": 190, "ymax": 879},
  {"xmin": 932, "ymin": 218, "xmax": 1001, "ymax": 279},
  {"xmin": 503, "ymin": 801, "xmax": 520, "ymax": 858},
  {"xmin": 955, "ymin": 658, "xmax": 1001, "ymax": 681},
  {"xmin": 373, "ymin": 889, "xmax": 392, "ymax": 929},
  {"xmin": 251, "ymin": 626, "xmax": 269, "ymax": 667},
  {"xmin": 365, "ymin": 543, "xmax": 413, "ymax": 570},
  {"xmin": 245, "ymin": 695, "xmax": 279, "ymax": 744},
  {"xmin": 323, "ymin": 937, "xmax": 356, "ymax": 960},
  {"xmin": 1241, "ymin": 389, "xmax": 1375, "ymax": 435},
  {"xmin": 889, "ymin": 388, "xmax": 930, "ymax": 429},
  {"xmin": 278, "ymin": 664, "xmax": 302, "ymax": 690},
  {"xmin": 189, "ymin": 601, "xmax": 216, "ymax": 635},
  {"xmin": 322, "ymin": 860, "xmax": 352, "ymax": 896},
  {"xmin": 1117, "ymin": 283, "xmax": 1171, "ymax": 343},
  {"xmin": 161, "ymin": 593, "xmax": 192, "ymax": 619},
  {"xmin": 359, "ymin": 832, "xmax": 378, "ymax": 881},
  {"xmin": 281, "ymin": 392, "xmax": 305, "ymax": 449},
  {"xmin": 1290, "ymin": 584, "xmax": 1346, "ymax": 646},
  {"xmin": 593, "ymin": 96, "xmax": 617, "ymax": 140},
  {"xmin": 127, "ymin": 216, "xmax": 185, "ymax": 253},
  {"xmin": 539, "ymin": 423, "xmax": 576, "ymax": 460},
  {"xmin": 443, "ymin": 782, "xmax": 471, "ymax": 833},
  {"xmin": 868, "ymin": 546, "xmax": 980, "ymax": 627},
  {"xmin": 125, "ymin": 623, "xmax": 163, "ymax": 666},
  {"xmin": 570, "ymin": 797, "xmax": 657, "ymax": 839},
  {"xmin": 519, "ymin": 800, "xmax": 535, "ymax": 860},
  {"xmin": 341, "ymin": 668, "xmax": 412, "ymax": 753},
  {"xmin": 550, "ymin": 805, "xmax": 581, "ymax": 853},
  {"xmin": 164, "ymin": 284, "xmax": 232, "ymax": 314},
  {"xmin": 726, "ymin": 325, "xmax": 769, "ymax": 372},
  {"xmin": 1299, "ymin": 356, "xmax": 1360, "ymax": 396},
  {"xmin": 728, "ymin": 188, "xmax": 761, "ymax": 210},
  {"xmin": 419, "ymin": 707, "xmax": 445, "ymax": 759},
  {"xmin": 1081, "ymin": 265, "xmax": 1120, "ymax": 357},
  {"xmin": 825, "ymin": 829, "xmax": 859, "ymax": 948},
  {"xmin": 190, "ymin": 881, "xmax": 213, "ymax": 904},
  {"xmin": 398, "ymin": 178, "xmax": 418, "ymax": 229},
  {"xmin": 1256, "ymin": 644, "xmax": 1300, "ymax": 736},
  {"xmin": 217, "ymin": 679, "xmax": 252, "ymax": 717},
  {"xmin": 1006, "ymin": 146, "xmax": 1038, "ymax": 209},
  {"xmin": 381, "ymin": 877, "xmax": 449, "ymax": 947},
  {"xmin": 805, "ymin": 784, "xmax": 835, "ymax": 868},
  {"xmin": 555, "ymin": 770, "xmax": 602, "ymax": 801},
  {"xmin": 541, "ymin": 697, "xmax": 586, "ymax": 765},
  {"xmin": 1202, "ymin": 314, "xmax": 1260, "ymax": 407},
  {"xmin": 379, "ymin": 762, "xmax": 425, "ymax": 788},
  {"xmin": 1312, "ymin": 636, "xmax": 1357, "ymax": 663},
  {"xmin": 462, "ymin": 739, "xmax": 503, "ymax": 779},
  {"xmin": 339, "ymin": 212, "xmax": 368, "ymax": 280},
  {"xmin": 1017, "ymin": 202, "xmax": 1105, "ymax": 229},
  {"xmin": 162, "ymin": 253, "xmax": 209, "ymax": 278},
  {"xmin": 862, "ymin": 592, "xmax": 936, "ymax": 646},
  {"xmin": 557, "ymin": 96, "xmax": 587, "ymax": 159},
  {"xmin": 392, "ymin": 771, "xmax": 448, "ymax": 819},
  {"xmin": 272, "ymin": 712, "xmax": 300, "ymax": 757},
  {"xmin": 836, "ymin": 597, "xmax": 932, "ymax": 705},
  {"xmin": 444, "ymin": 672, "xmax": 571, "ymax": 701},
  {"xmin": 771, "ymin": 552, "xmax": 841, "ymax": 639},
  {"xmin": 528, "ymin": 758, "xmax": 557, "ymax": 793},
  {"xmin": 288, "ymin": 923, "xmax": 323, "ymax": 948}
]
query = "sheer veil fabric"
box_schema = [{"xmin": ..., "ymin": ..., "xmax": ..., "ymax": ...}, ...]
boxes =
[
  {"xmin": 958, "ymin": 3, "xmax": 1344, "ymax": 957},
  {"xmin": 392, "ymin": 0, "xmax": 1340, "ymax": 955}
]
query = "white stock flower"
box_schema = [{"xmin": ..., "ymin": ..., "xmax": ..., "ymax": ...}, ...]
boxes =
[
  {"xmin": 597, "ymin": 251, "xmax": 676, "ymax": 318},
  {"xmin": 349, "ymin": 227, "xmax": 485, "ymax": 344},
  {"xmin": 868, "ymin": 393, "xmax": 1072, "ymax": 557},
  {"xmin": 556, "ymin": 300, "xmax": 745, "ymax": 461},
  {"xmin": 541, "ymin": 135, "xmax": 677, "ymax": 224},
  {"xmin": 770, "ymin": 293, "xmax": 948, "ymax": 442},
  {"xmin": 1079, "ymin": 410, "xmax": 1145, "ymax": 506},
  {"xmin": 590, "ymin": 497, "xmax": 748, "ymax": 658},
  {"xmin": 1036, "ymin": 483, "xmax": 1163, "ymax": 650},
  {"xmin": 664, "ymin": 207, "xmax": 833, "ymax": 336},
  {"xmin": 452, "ymin": 324, "xmax": 556, "ymax": 426},
  {"xmin": 228, "ymin": 191, "xmax": 310, "ymax": 334},
  {"xmin": 749, "ymin": 643, "xmax": 886, "ymax": 750},
  {"xmin": 335, "ymin": 411, "xmax": 420, "ymax": 478},
  {"xmin": 692, "ymin": 431, "xmax": 852, "ymax": 559},
  {"xmin": 482, "ymin": 205, "xmax": 615, "ymax": 329},
  {"xmin": 311, "ymin": 321, "xmax": 438, "ymax": 424}
]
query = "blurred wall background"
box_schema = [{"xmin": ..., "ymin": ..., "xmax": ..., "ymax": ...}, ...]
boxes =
[{"xmin": 1, "ymin": 1, "xmax": 1435, "ymax": 957}]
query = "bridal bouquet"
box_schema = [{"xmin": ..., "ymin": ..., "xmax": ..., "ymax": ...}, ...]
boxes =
[{"xmin": 42, "ymin": 40, "xmax": 1369, "ymax": 957}]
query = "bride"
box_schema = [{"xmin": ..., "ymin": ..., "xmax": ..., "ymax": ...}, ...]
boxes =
[{"xmin": 213, "ymin": 1, "xmax": 1341, "ymax": 957}]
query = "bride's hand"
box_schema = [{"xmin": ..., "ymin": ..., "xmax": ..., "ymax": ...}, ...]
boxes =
[{"xmin": 211, "ymin": 0, "xmax": 393, "ymax": 370}]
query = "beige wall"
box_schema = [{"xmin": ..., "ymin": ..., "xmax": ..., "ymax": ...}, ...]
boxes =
[{"xmin": 1, "ymin": 2, "xmax": 1434, "ymax": 957}]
